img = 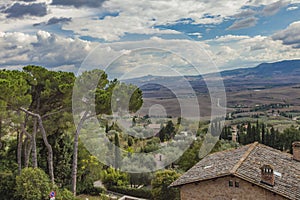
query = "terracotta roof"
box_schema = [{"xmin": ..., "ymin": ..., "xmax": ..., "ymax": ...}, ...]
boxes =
[{"xmin": 170, "ymin": 142, "xmax": 300, "ymax": 200}]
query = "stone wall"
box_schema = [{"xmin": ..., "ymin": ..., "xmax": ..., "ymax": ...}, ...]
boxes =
[{"xmin": 180, "ymin": 176, "xmax": 288, "ymax": 200}]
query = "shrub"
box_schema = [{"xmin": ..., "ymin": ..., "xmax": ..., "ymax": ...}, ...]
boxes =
[
  {"xmin": 49, "ymin": 185, "xmax": 77, "ymax": 200},
  {"xmin": 151, "ymin": 170, "xmax": 180, "ymax": 200},
  {"xmin": 55, "ymin": 188, "xmax": 77, "ymax": 200},
  {"xmin": 89, "ymin": 187, "xmax": 106, "ymax": 196},
  {"xmin": 101, "ymin": 167, "xmax": 129, "ymax": 188},
  {"xmin": 109, "ymin": 186, "xmax": 152, "ymax": 199},
  {"xmin": 15, "ymin": 168, "xmax": 52, "ymax": 200},
  {"xmin": 0, "ymin": 171, "xmax": 16, "ymax": 200}
]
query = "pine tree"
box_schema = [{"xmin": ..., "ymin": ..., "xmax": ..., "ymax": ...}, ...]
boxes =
[
  {"xmin": 105, "ymin": 121, "xmax": 109, "ymax": 133},
  {"xmin": 165, "ymin": 120, "xmax": 175, "ymax": 140},
  {"xmin": 132, "ymin": 116, "xmax": 137, "ymax": 127}
]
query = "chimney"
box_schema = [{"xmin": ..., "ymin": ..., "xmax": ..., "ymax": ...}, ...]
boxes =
[
  {"xmin": 292, "ymin": 141, "xmax": 300, "ymax": 162},
  {"xmin": 260, "ymin": 164, "xmax": 275, "ymax": 186}
]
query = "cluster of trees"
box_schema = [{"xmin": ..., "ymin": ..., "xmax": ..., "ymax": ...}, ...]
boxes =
[
  {"xmin": 2, "ymin": 65, "xmax": 276, "ymax": 200},
  {"xmin": 219, "ymin": 125, "xmax": 232, "ymax": 141},
  {"xmin": 101, "ymin": 167, "xmax": 180, "ymax": 200},
  {"xmin": 250, "ymin": 103, "xmax": 289, "ymax": 112},
  {"xmin": 220, "ymin": 120, "xmax": 300, "ymax": 153},
  {"xmin": 158, "ymin": 120, "xmax": 176, "ymax": 142},
  {"xmin": 0, "ymin": 66, "xmax": 143, "ymax": 199}
]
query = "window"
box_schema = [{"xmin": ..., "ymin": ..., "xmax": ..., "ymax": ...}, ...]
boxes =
[
  {"xmin": 235, "ymin": 181, "xmax": 240, "ymax": 188},
  {"xmin": 229, "ymin": 180, "xmax": 233, "ymax": 187}
]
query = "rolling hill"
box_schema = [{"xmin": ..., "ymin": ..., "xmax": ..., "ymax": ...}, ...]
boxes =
[{"xmin": 123, "ymin": 60, "xmax": 300, "ymax": 117}]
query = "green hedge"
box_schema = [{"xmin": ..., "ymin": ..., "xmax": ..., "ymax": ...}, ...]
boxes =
[
  {"xmin": 0, "ymin": 172, "xmax": 16, "ymax": 200},
  {"xmin": 109, "ymin": 186, "xmax": 152, "ymax": 199},
  {"xmin": 89, "ymin": 187, "xmax": 106, "ymax": 196}
]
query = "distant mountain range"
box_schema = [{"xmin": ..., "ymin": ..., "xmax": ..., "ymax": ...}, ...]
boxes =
[
  {"xmin": 219, "ymin": 59, "xmax": 300, "ymax": 92},
  {"xmin": 124, "ymin": 60, "xmax": 300, "ymax": 95},
  {"xmin": 220, "ymin": 60, "xmax": 300, "ymax": 78}
]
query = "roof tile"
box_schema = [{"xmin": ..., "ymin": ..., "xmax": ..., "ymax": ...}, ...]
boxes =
[{"xmin": 171, "ymin": 142, "xmax": 300, "ymax": 200}]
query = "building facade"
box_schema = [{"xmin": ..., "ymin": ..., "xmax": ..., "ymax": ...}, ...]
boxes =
[
  {"xmin": 180, "ymin": 176, "xmax": 287, "ymax": 200},
  {"xmin": 171, "ymin": 142, "xmax": 300, "ymax": 200}
]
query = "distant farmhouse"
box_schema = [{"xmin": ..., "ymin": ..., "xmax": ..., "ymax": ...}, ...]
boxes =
[{"xmin": 171, "ymin": 142, "xmax": 300, "ymax": 200}]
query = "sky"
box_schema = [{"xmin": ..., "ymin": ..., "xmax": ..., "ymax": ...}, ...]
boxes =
[{"xmin": 0, "ymin": 0, "xmax": 299, "ymax": 78}]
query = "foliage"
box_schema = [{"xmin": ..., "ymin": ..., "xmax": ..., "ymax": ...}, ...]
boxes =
[
  {"xmin": 110, "ymin": 81, "xmax": 143, "ymax": 114},
  {"xmin": 219, "ymin": 125, "xmax": 232, "ymax": 140},
  {"xmin": 0, "ymin": 138, "xmax": 18, "ymax": 171},
  {"xmin": 276, "ymin": 125, "xmax": 300, "ymax": 152},
  {"xmin": 211, "ymin": 140, "xmax": 239, "ymax": 153},
  {"xmin": 122, "ymin": 153, "xmax": 157, "ymax": 173},
  {"xmin": 15, "ymin": 167, "xmax": 52, "ymax": 200},
  {"xmin": 128, "ymin": 172, "xmax": 153, "ymax": 188},
  {"xmin": 76, "ymin": 146, "xmax": 103, "ymax": 194},
  {"xmin": 88, "ymin": 187, "xmax": 107, "ymax": 196},
  {"xmin": 175, "ymin": 139, "xmax": 203, "ymax": 171},
  {"xmin": 0, "ymin": 171, "xmax": 16, "ymax": 200},
  {"xmin": 0, "ymin": 66, "xmax": 145, "ymax": 198},
  {"xmin": 151, "ymin": 170, "xmax": 180, "ymax": 200},
  {"xmin": 38, "ymin": 131, "xmax": 74, "ymax": 187},
  {"xmin": 237, "ymin": 121, "xmax": 300, "ymax": 152},
  {"xmin": 142, "ymin": 137, "xmax": 160, "ymax": 153},
  {"xmin": 0, "ymin": 69, "xmax": 31, "ymax": 109},
  {"xmin": 109, "ymin": 186, "xmax": 152, "ymax": 199},
  {"xmin": 114, "ymin": 132, "xmax": 121, "ymax": 169},
  {"xmin": 54, "ymin": 186, "xmax": 77, "ymax": 200},
  {"xmin": 101, "ymin": 167, "xmax": 129, "ymax": 188},
  {"xmin": 158, "ymin": 120, "xmax": 176, "ymax": 142}
]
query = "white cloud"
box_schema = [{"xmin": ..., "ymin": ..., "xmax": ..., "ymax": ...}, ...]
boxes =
[
  {"xmin": 233, "ymin": 9, "xmax": 257, "ymax": 18},
  {"xmin": 60, "ymin": 0, "xmax": 257, "ymax": 41},
  {"xmin": 188, "ymin": 32, "xmax": 202, "ymax": 39},
  {"xmin": 208, "ymin": 34, "xmax": 300, "ymax": 69},
  {"xmin": 214, "ymin": 35, "xmax": 250, "ymax": 42},
  {"xmin": 287, "ymin": 6, "xmax": 298, "ymax": 10},
  {"xmin": 59, "ymin": 0, "xmax": 297, "ymax": 41},
  {"xmin": 0, "ymin": 30, "xmax": 94, "ymax": 70},
  {"xmin": 0, "ymin": 1, "xmax": 99, "ymax": 33},
  {"xmin": 261, "ymin": 0, "xmax": 290, "ymax": 16},
  {"xmin": 1, "ymin": 29, "xmax": 300, "ymax": 77},
  {"xmin": 272, "ymin": 21, "xmax": 300, "ymax": 48},
  {"xmin": 78, "ymin": 36, "xmax": 218, "ymax": 78},
  {"xmin": 227, "ymin": 17, "xmax": 258, "ymax": 30},
  {"xmin": 62, "ymin": 15, "xmax": 179, "ymax": 41},
  {"xmin": 0, "ymin": 0, "xmax": 299, "ymax": 74},
  {"xmin": 0, "ymin": 0, "xmax": 297, "ymax": 42}
]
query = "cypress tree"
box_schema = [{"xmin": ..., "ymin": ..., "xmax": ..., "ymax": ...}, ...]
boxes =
[
  {"xmin": 265, "ymin": 128, "xmax": 270, "ymax": 146},
  {"xmin": 114, "ymin": 132, "xmax": 121, "ymax": 169},
  {"xmin": 251, "ymin": 126, "xmax": 256, "ymax": 143},
  {"xmin": 270, "ymin": 126, "xmax": 275, "ymax": 148},
  {"xmin": 261, "ymin": 123, "xmax": 266, "ymax": 144},
  {"xmin": 246, "ymin": 122, "xmax": 252, "ymax": 144}
]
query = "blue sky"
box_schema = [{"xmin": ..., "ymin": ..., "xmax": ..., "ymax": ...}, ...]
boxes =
[{"xmin": 0, "ymin": 0, "xmax": 299, "ymax": 77}]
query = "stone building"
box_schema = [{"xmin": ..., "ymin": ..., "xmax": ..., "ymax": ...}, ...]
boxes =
[{"xmin": 170, "ymin": 142, "xmax": 300, "ymax": 200}]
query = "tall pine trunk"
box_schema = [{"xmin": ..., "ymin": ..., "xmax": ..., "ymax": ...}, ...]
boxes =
[
  {"xmin": 20, "ymin": 107, "xmax": 55, "ymax": 184},
  {"xmin": 23, "ymin": 137, "xmax": 32, "ymax": 168},
  {"xmin": 32, "ymin": 118, "xmax": 38, "ymax": 168},
  {"xmin": 17, "ymin": 129, "xmax": 23, "ymax": 175},
  {"xmin": 71, "ymin": 111, "xmax": 88, "ymax": 196},
  {"xmin": 21, "ymin": 119, "xmax": 33, "ymax": 168},
  {"xmin": 17, "ymin": 111, "xmax": 24, "ymax": 175},
  {"xmin": 0, "ymin": 119, "xmax": 2, "ymax": 150}
]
